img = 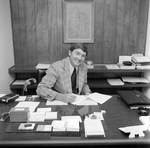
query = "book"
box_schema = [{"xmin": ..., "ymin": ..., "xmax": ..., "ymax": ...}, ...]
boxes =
[
  {"xmin": 118, "ymin": 90, "xmax": 150, "ymax": 109},
  {"xmin": 0, "ymin": 93, "xmax": 19, "ymax": 104}
]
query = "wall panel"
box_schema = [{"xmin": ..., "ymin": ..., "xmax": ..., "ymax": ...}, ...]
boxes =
[{"xmin": 10, "ymin": 0, "xmax": 149, "ymax": 66}]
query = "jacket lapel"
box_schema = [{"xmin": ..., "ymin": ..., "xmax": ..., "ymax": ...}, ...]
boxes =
[
  {"xmin": 62, "ymin": 57, "xmax": 72, "ymax": 93},
  {"xmin": 78, "ymin": 64, "xmax": 84, "ymax": 94}
]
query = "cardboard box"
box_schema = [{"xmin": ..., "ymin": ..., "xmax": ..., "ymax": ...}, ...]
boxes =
[{"xmin": 10, "ymin": 107, "xmax": 29, "ymax": 122}]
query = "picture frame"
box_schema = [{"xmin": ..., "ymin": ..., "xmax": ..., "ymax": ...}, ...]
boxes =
[{"xmin": 63, "ymin": 0, "xmax": 95, "ymax": 43}]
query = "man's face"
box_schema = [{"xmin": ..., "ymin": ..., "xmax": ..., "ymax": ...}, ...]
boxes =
[{"xmin": 69, "ymin": 48, "xmax": 86, "ymax": 67}]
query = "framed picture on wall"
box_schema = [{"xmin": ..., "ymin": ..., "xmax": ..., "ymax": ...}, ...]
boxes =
[{"xmin": 63, "ymin": 0, "xmax": 95, "ymax": 43}]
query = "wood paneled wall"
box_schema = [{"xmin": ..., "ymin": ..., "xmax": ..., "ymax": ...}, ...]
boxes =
[{"xmin": 10, "ymin": 0, "xmax": 149, "ymax": 66}]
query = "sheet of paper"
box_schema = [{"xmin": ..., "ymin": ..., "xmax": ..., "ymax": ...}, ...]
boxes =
[
  {"xmin": 121, "ymin": 76, "xmax": 149, "ymax": 83},
  {"xmin": 119, "ymin": 56, "xmax": 131, "ymax": 64},
  {"xmin": 15, "ymin": 96, "xmax": 26, "ymax": 101},
  {"xmin": 105, "ymin": 64, "xmax": 119, "ymax": 69},
  {"xmin": 72, "ymin": 95, "xmax": 87, "ymax": 105},
  {"xmin": 87, "ymin": 93, "xmax": 112, "ymax": 104},
  {"xmin": 14, "ymin": 102, "xmax": 40, "ymax": 112},
  {"xmin": 61, "ymin": 116, "xmax": 82, "ymax": 122},
  {"xmin": 84, "ymin": 118, "xmax": 105, "ymax": 137},
  {"xmin": 37, "ymin": 108, "xmax": 51, "ymax": 112},
  {"xmin": 45, "ymin": 112, "xmax": 57, "ymax": 120},
  {"xmin": 46, "ymin": 100, "xmax": 67, "ymax": 106},
  {"xmin": 0, "ymin": 94, "xmax": 5, "ymax": 97},
  {"xmin": 139, "ymin": 116, "xmax": 150, "ymax": 131},
  {"xmin": 29, "ymin": 112, "xmax": 45, "ymax": 122},
  {"xmin": 12, "ymin": 80, "xmax": 26, "ymax": 85},
  {"xmin": 76, "ymin": 98, "xmax": 98, "ymax": 106},
  {"xmin": 36, "ymin": 63, "xmax": 50, "ymax": 69},
  {"xmin": 107, "ymin": 78, "xmax": 124, "ymax": 86}
]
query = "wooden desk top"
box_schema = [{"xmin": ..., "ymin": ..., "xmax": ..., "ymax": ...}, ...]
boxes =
[{"xmin": 0, "ymin": 95, "xmax": 150, "ymax": 147}]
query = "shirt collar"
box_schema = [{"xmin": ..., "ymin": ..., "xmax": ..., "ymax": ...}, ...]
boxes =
[{"xmin": 68, "ymin": 57, "xmax": 77, "ymax": 75}]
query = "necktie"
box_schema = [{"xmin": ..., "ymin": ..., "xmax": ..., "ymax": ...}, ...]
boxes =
[{"xmin": 71, "ymin": 68, "xmax": 76, "ymax": 93}]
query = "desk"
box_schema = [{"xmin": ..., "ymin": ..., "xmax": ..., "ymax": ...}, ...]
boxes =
[{"xmin": 0, "ymin": 95, "xmax": 150, "ymax": 147}]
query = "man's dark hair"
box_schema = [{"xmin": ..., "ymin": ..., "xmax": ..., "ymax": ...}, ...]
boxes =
[{"xmin": 70, "ymin": 43, "xmax": 88, "ymax": 56}]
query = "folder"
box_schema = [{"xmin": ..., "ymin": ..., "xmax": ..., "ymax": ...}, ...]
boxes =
[{"xmin": 118, "ymin": 90, "xmax": 150, "ymax": 109}]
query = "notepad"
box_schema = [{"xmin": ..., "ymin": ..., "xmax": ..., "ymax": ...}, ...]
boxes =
[{"xmin": 84, "ymin": 118, "xmax": 105, "ymax": 137}]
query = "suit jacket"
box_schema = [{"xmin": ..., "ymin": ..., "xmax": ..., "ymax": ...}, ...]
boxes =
[{"xmin": 36, "ymin": 57, "xmax": 91, "ymax": 101}]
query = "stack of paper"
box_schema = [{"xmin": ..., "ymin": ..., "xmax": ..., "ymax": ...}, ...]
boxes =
[
  {"xmin": 62, "ymin": 116, "xmax": 81, "ymax": 131},
  {"xmin": 51, "ymin": 120, "xmax": 66, "ymax": 131},
  {"xmin": 72, "ymin": 93, "xmax": 112, "ymax": 105},
  {"xmin": 84, "ymin": 118, "xmax": 105, "ymax": 137},
  {"xmin": 29, "ymin": 112, "xmax": 45, "ymax": 122},
  {"xmin": 107, "ymin": 78, "xmax": 124, "ymax": 86},
  {"xmin": 14, "ymin": 102, "xmax": 40, "ymax": 113},
  {"xmin": 45, "ymin": 112, "xmax": 57, "ymax": 120},
  {"xmin": 36, "ymin": 63, "xmax": 50, "ymax": 69},
  {"xmin": 121, "ymin": 76, "xmax": 149, "ymax": 84}
]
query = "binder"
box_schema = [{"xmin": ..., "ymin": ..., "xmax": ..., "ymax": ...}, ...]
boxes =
[{"xmin": 118, "ymin": 90, "xmax": 150, "ymax": 109}]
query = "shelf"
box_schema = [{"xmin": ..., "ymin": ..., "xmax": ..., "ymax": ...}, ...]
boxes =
[
  {"xmin": 88, "ymin": 79, "xmax": 150, "ymax": 88},
  {"xmin": 9, "ymin": 65, "xmax": 38, "ymax": 73},
  {"xmin": 88, "ymin": 65, "xmax": 150, "ymax": 73}
]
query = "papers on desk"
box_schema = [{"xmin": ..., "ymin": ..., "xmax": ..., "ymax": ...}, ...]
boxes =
[
  {"xmin": 107, "ymin": 78, "xmax": 124, "ymax": 86},
  {"xmin": 105, "ymin": 64, "xmax": 119, "ymax": 69},
  {"xmin": 46, "ymin": 93, "xmax": 111, "ymax": 106},
  {"xmin": 119, "ymin": 125, "xmax": 147, "ymax": 138},
  {"xmin": 46, "ymin": 100, "xmax": 67, "ymax": 106},
  {"xmin": 29, "ymin": 112, "xmax": 45, "ymax": 122},
  {"xmin": 52, "ymin": 116, "xmax": 81, "ymax": 132},
  {"xmin": 72, "ymin": 93, "xmax": 111, "ymax": 105},
  {"xmin": 121, "ymin": 76, "xmax": 149, "ymax": 84},
  {"xmin": 14, "ymin": 102, "xmax": 40, "ymax": 113},
  {"xmin": 84, "ymin": 118, "xmax": 105, "ymax": 137},
  {"xmin": 12, "ymin": 80, "xmax": 26, "ymax": 85},
  {"xmin": 139, "ymin": 116, "xmax": 150, "ymax": 131},
  {"xmin": 36, "ymin": 125, "xmax": 52, "ymax": 132},
  {"xmin": 36, "ymin": 63, "xmax": 50, "ymax": 69}
]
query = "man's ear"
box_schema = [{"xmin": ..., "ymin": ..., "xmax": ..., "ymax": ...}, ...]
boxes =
[{"xmin": 68, "ymin": 50, "xmax": 71, "ymax": 56}]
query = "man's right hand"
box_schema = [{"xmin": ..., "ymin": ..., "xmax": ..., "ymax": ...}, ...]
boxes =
[
  {"xmin": 56, "ymin": 93, "xmax": 76, "ymax": 103},
  {"xmin": 64, "ymin": 93, "xmax": 76, "ymax": 103}
]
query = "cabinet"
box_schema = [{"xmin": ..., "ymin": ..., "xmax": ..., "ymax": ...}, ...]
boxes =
[{"xmin": 9, "ymin": 65, "xmax": 150, "ymax": 95}]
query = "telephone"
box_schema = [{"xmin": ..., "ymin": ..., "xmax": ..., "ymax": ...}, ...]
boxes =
[
  {"xmin": 25, "ymin": 78, "xmax": 37, "ymax": 85},
  {"xmin": 24, "ymin": 78, "xmax": 37, "ymax": 92}
]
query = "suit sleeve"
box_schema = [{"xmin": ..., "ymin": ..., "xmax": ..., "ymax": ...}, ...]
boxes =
[
  {"xmin": 36, "ymin": 65, "xmax": 59, "ymax": 101},
  {"xmin": 81, "ymin": 65, "xmax": 92, "ymax": 95}
]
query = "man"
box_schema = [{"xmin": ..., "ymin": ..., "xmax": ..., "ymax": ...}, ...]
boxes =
[{"xmin": 36, "ymin": 43, "xmax": 91, "ymax": 103}]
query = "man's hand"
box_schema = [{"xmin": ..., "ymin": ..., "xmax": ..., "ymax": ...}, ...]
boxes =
[
  {"xmin": 65, "ymin": 93, "xmax": 76, "ymax": 103},
  {"xmin": 55, "ymin": 93, "xmax": 76, "ymax": 103}
]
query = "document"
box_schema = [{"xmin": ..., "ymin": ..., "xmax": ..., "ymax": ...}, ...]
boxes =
[
  {"xmin": 72, "ymin": 93, "xmax": 111, "ymax": 105},
  {"xmin": 76, "ymin": 98, "xmax": 98, "ymax": 106},
  {"xmin": 29, "ymin": 112, "xmax": 45, "ymax": 122},
  {"xmin": 105, "ymin": 64, "xmax": 119, "ymax": 69},
  {"xmin": 84, "ymin": 118, "xmax": 105, "ymax": 137},
  {"xmin": 119, "ymin": 125, "xmax": 147, "ymax": 138},
  {"xmin": 36, "ymin": 63, "xmax": 50, "ymax": 69},
  {"xmin": 45, "ymin": 112, "xmax": 57, "ymax": 120},
  {"xmin": 107, "ymin": 78, "xmax": 124, "ymax": 86},
  {"xmin": 46, "ymin": 100, "xmax": 67, "ymax": 106},
  {"xmin": 14, "ymin": 102, "xmax": 40, "ymax": 113},
  {"xmin": 139, "ymin": 116, "xmax": 150, "ymax": 131},
  {"xmin": 121, "ymin": 76, "xmax": 149, "ymax": 84},
  {"xmin": 51, "ymin": 120, "xmax": 66, "ymax": 131},
  {"xmin": 36, "ymin": 125, "xmax": 52, "ymax": 132},
  {"xmin": 37, "ymin": 107, "xmax": 51, "ymax": 112}
]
